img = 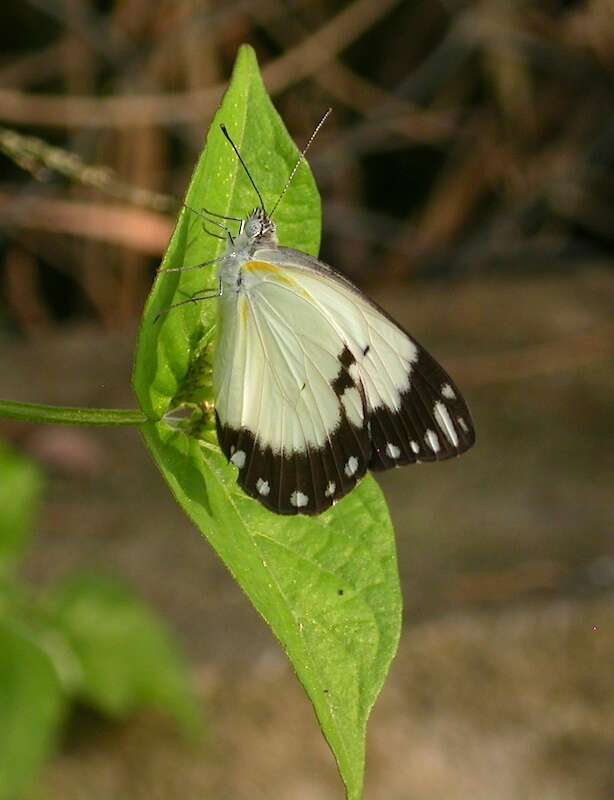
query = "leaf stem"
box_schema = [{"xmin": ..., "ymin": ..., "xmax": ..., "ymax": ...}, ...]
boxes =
[{"xmin": 0, "ymin": 399, "xmax": 149, "ymax": 427}]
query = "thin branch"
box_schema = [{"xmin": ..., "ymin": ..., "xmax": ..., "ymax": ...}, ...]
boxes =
[
  {"xmin": 0, "ymin": 127, "xmax": 176, "ymax": 212},
  {"xmin": 0, "ymin": 399, "xmax": 149, "ymax": 427},
  {"xmin": 312, "ymin": 62, "xmax": 457, "ymax": 142},
  {"xmin": 0, "ymin": 191, "xmax": 173, "ymax": 254},
  {"xmin": 0, "ymin": 0, "xmax": 401, "ymax": 128},
  {"xmin": 248, "ymin": 0, "xmax": 456, "ymax": 143}
]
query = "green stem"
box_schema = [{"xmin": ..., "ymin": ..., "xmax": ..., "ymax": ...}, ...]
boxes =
[{"xmin": 0, "ymin": 399, "xmax": 150, "ymax": 427}]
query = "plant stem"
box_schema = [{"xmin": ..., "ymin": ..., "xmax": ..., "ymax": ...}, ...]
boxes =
[{"xmin": 0, "ymin": 399, "xmax": 149, "ymax": 427}]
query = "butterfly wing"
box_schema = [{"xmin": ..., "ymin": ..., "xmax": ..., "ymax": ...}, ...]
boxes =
[
  {"xmin": 213, "ymin": 249, "xmax": 475, "ymax": 515},
  {"xmin": 214, "ymin": 259, "xmax": 370, "ymax": 515},
  {"xmin": 260, "ymin": 247, "xmax": 476, "ymax": 463}
]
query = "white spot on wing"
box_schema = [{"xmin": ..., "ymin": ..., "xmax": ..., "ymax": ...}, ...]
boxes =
[
  {"xmin": 290, "ymin": 490, "xmax": 309, "ymax": 508},
  {"xmin": 230, "ymin": 450, "xmax": 246, "ymax": 468},
  {"xmin": 344, "ymin": 456, "xmax": 359, "ymax": 477},
  {"xmin": 410, "ymin": 441, "xmax": 420, "ymax": 454},
  {"xmin": 325, "ymin": 481, "xmax": 336, "ymax": 497},
  {"xmin": 458, "ymin": 416, "xmax": 469, "ymax": 432},
  {"xmin": 425, "ymin": 429, "xmax": 440, "ymax": 452},
  {"xmin": 341, "ymin": 386, "xmax": 363, "ymax": 428},
  {"xmin": 256, "ymin": 478, "xmax": 270, "ymax": 496},
  {"xmin": 434, "ymin": 401, "xmax": 459, "ymax": 447},
  {"xmin": 386, "ymin": 443, "xmax": 401, "ymax": 459},
  {"xmin": 441, "ymin": 383, "xmax": 456, "ymax": 400}
]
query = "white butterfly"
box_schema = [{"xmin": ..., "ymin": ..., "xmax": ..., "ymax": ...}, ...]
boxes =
[{"xmin": 174, "ymin": 122, "xmax": 475, "ymax": 515}]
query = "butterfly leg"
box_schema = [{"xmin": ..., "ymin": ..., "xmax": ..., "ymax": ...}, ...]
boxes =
[
  {"xmin": 183, "ymin": 203, "xmax": 240, "ymax": 243},
  {"xmin": 160, "ymin": 254, "xmax": 226, "ymax": 275},
  {"xmin": 154, "ymin": 280, "xmax": 223, "ymax": 322},
  {"xmin": 201, "ymin": 221, "xmax": 226, "ymax": 241},
  {"xmin": 183, "ymin": 281, "xmax": 223, "ymax": 303}
]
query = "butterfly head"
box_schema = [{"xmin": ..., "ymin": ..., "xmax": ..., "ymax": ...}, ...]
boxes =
[{"xmin": 239, "ymin": 207, "xmax": 278, "ymax": 247}]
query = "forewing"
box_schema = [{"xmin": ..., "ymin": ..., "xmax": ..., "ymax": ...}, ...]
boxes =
[
  {"xmin": 213, "ymin": 263, "xmax": 370, "ymax": 515},
  {"xmin": 363, "ymin": 339, "xmax": 475, "ymax": 469},
  {"xmin": 258, "ymin": 249, "xmax": 476, "ymax": 471}
]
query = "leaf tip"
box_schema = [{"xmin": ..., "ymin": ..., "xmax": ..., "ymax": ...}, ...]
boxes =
[{"xmin": 235, "ymin": 43, "xmax": 260, "ymax": 75}]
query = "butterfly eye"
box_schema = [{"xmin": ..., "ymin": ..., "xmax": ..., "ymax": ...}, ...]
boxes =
[{"xmin": 244, "ymin": 219, "xmax": 262, "ymax": 238}]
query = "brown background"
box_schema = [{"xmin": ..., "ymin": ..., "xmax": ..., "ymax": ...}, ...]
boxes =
[{"xmin": 1, "ymin": 1, "xmax": 614, "ymax": 798}]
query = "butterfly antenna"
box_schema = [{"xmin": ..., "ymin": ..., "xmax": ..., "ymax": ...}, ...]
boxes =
[
  {"xmin": 220, "ymin": 124, "xmax": 267, "ymax": 214},
  {"xmin": 269, "ymin": 108, "xmax": 332, "ymax": 219}
]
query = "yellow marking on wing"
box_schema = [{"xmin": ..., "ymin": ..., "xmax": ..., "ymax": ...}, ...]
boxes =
[
  {"xmin": 245, "ymin": 260, "xmax": 295, "ymax": 287},
  {"xmin": 239, "ymin": 296, "xmax": 249, "ymax": 326},
  {"xmin": 244, "ymin": 260, "xmax": 314, "ymax": 304}
]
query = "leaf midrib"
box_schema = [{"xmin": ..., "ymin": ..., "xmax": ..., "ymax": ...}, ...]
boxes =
[{"xmin": 201, "ymin": 448, "xmax": 358, "ymax": 777}]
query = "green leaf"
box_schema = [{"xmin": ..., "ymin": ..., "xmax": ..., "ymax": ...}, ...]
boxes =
[
  {"xmin": 47, "ymin": 575, "xmax": 201, "ymax": 737},
  {"xmin": 0, "ymin": 622, "xmax": 65, "ymax": 800},
  {"xmin": 141, "ymin": 425, "xmax": 401, "ymax": 798},
  {"xmin": 0, "ymin": 441, "xmax": 43, "ymax": 573},
  {"xmin": 133, "ymin": 45, "xmax": 401, "ymax": 799}
]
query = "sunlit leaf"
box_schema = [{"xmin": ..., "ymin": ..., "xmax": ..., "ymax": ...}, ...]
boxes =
[{"xmin": 133, "ymin": 45, "xmax": 401, "ymax": 799}]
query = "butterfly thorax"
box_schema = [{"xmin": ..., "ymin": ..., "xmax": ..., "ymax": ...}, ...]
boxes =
[{"xmin": 219, "ymin": 208, "xmax": 279, "ymax": 294}]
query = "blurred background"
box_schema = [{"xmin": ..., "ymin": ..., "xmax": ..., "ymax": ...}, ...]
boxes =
[{"xmin": 1, "ymin": 1, "xmax": 613, "ymax": 798}]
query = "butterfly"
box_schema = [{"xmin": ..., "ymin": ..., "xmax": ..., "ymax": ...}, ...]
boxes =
[{"xmin": 176, "ymin": 119, "xmax": 475, "ymax": 515}]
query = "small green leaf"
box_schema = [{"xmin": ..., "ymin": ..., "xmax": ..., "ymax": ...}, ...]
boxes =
[
  {"xmin": 47, "ymin": 575, "xmax": 200, "ymax": 737},
  {"xmin": 133, "ymin": 45, "xmax": 401, "ymax": 799},
  {"xmin": 0, "ymin": 441, "xmax": 43, "ymax": 573},
  {"xmin": 0, "ymin": 622, "xmax": 65, "ymax": 800}
]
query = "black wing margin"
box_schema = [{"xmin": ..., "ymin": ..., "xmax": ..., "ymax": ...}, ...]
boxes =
[
  {"xmin": 367, "ymin": 341, "xmax": 475, "ymax": 471},
  {"xmin": 215, "ymin": 346, "xmax": 371, "ymax": 515}
]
